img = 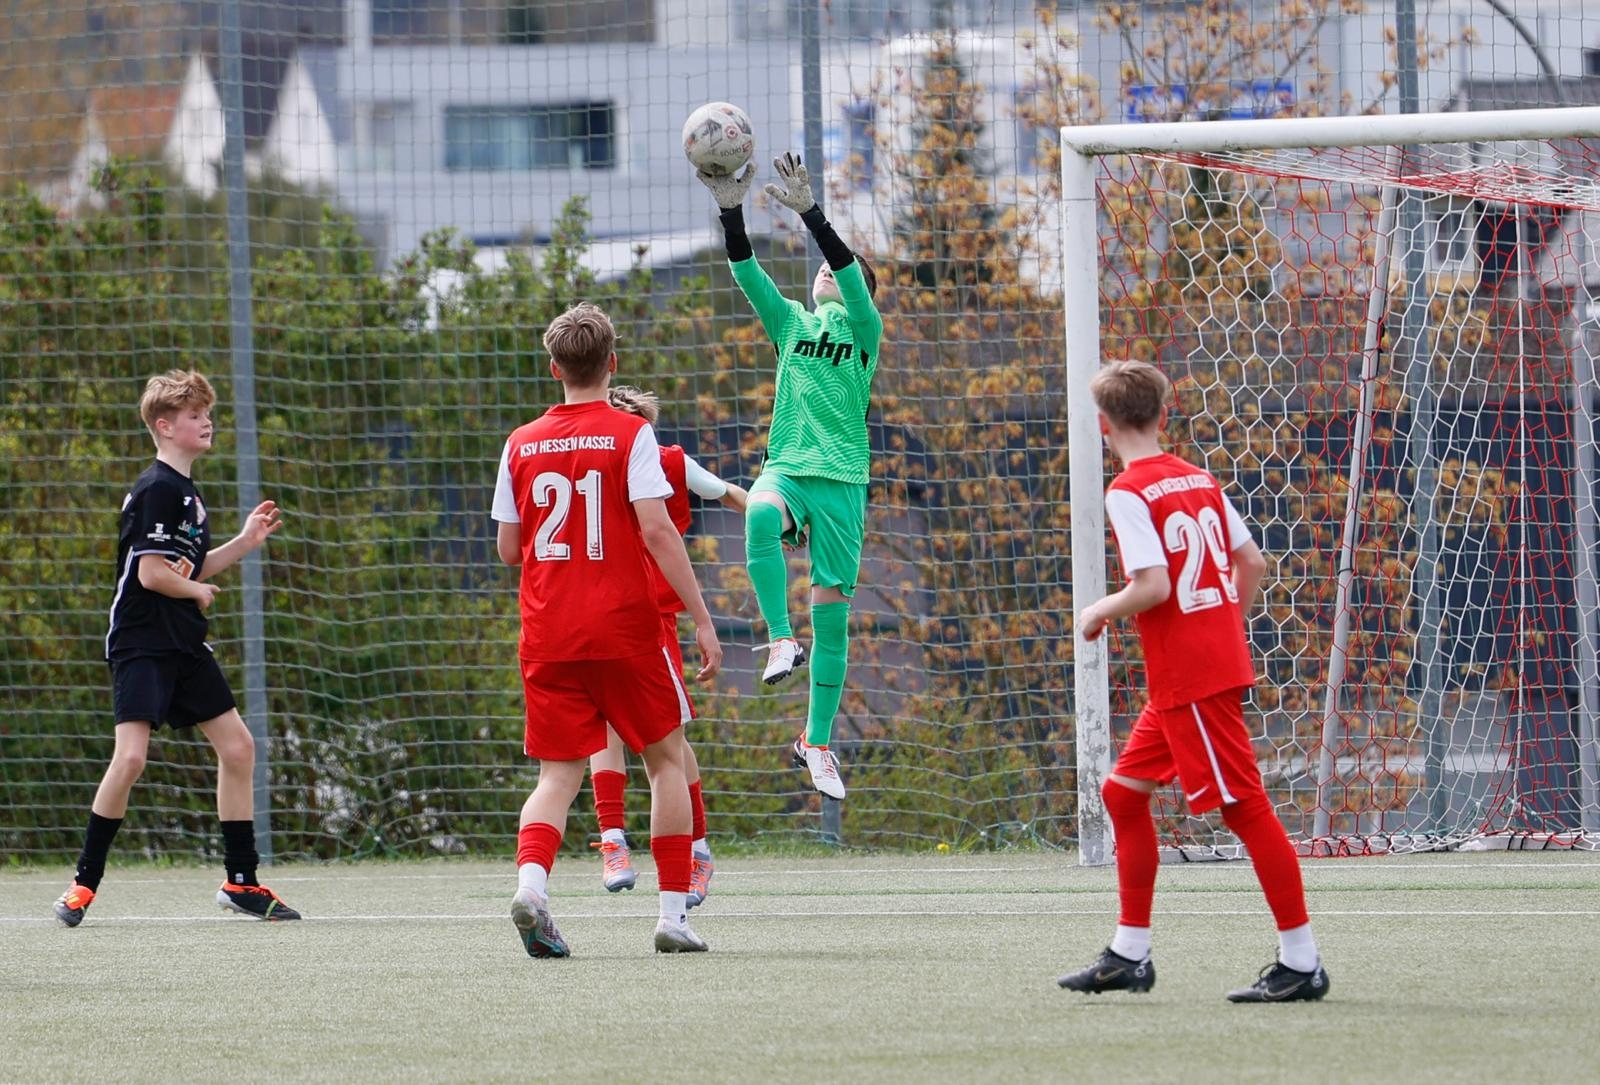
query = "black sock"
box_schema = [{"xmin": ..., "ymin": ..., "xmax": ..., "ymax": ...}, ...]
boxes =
[
  {"xmin": 75, "ymin": 813, "xmax": 123, "ymax": 892},
  {"xmin": 221, "ymin": 820, "xmax": 259, "ymax": 886}
]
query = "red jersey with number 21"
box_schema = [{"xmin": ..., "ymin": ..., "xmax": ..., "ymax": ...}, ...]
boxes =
[
  {"xmin": 493, "ymin": 401, "xmax": 673, "ymax": 662},
  {"xmin": 1105, "ymin": 453, "xmax": 1256, "ymax": 710}
]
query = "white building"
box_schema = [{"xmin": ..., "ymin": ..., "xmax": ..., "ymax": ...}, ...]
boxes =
[
  {"xmin": 196, "ymin": 0, "xmax": 1600, "ymax": 279},
  {"xmin": 42, "ymin": 50, "xmax": 340, "ymax": 212},
  {"xmin": 260, "ymin": 56, "xmax": 342, "ymax": 190},
  {"xmin": 303, "ymin": 0, "xmax": 1085, "ymax": 271},
  {"xmin": 49, "ymin": 54, "xmax": 225, "ymax": 210},
  {"xmin": 318, "ymin": 40, "xmax": 796, "ymax": 261}
]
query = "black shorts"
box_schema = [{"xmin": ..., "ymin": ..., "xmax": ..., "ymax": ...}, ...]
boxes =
[{"xmin": 110, "ymin": 651, "xmax": 236, "ymax": 729}]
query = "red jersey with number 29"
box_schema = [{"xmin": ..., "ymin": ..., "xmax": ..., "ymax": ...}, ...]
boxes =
[
  {"xmin": 492, "ymin": 401, "xmax": 673, "ymax": 662},
  {"xmin": 1105, "ymin": 453, "xmax": 1256, "ymax": 710}
]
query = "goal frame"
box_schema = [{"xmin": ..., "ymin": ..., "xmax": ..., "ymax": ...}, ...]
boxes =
[{"xmin": 1060, "ymin": 106, "xmax": 1600, "ymax": 866}]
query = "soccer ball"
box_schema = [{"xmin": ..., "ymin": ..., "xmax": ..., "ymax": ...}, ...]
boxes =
[{"xmin": 681, "ymin": 102, "xmax": 755, "ymax": 177}]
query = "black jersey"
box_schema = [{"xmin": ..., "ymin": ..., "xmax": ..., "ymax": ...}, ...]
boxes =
[{"xmin": 106, "ymin": 460, "xmax": 213, "ymax": 661}]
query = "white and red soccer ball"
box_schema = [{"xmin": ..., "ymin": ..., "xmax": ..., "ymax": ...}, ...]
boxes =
[{"xmin": 681, "ymin": 102, "xmax": 755, "ymax": 177}]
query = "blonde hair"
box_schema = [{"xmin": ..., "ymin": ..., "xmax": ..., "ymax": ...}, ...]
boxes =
[
  {"xmin": 543, "ymin": 303, "xmax": 616, "ymax": 387},
  {"xmin": 140, "ymin": 370, "xmax": 216, "ymax": 436},
  {"xmin": 607, "ymin": 385, "xmax": 660, "ymax": 423},
  {"xmin": 1089, "ymin": 360, "xmax": 1171, "ymax": 430}
]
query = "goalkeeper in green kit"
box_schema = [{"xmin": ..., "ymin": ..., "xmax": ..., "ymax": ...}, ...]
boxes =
[{"xmin": 697, "ymin": 152, "xmax": 882, "ymax": 800}]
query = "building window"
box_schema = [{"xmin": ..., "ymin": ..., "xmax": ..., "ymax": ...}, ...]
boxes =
[
  {"xmin": 842, "ymin": 98, "xmax": 875, "ymax": 190},
  {"xmin": 444, "ymin": 103, "xmax": 616, "ymax": 172},
  {"xmin": 365, "ymin": 102, "xmax": 410, "ymax": 171},
  {"xmin": 373, "ymin": 0, "xmax": 448, "ymax": 44},
  {"xmin": 1586, "ymin": 48, "xmax": 1600, "ymax": 78},
  {"xmin": 503, "ymin": 2, "xmax": 544, "ymax": 44}
]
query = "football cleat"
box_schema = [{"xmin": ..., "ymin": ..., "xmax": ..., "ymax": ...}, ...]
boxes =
[
  {"xmin": 791, "ymin": 737, "xmax": 846, "ymax": 800},
  {"xmin": 511, "ymin": 890, "xmax": 571, "ymax": 959},
  {"xmin": 53, "ymin": 882, "xmax": 96, "ymax": 928},
  {"xmin": 653, "ymin": 918, "xmax": 709, "ymax": 953},
  {"xmin": 216, "ymin": 882, "xmax": 302, "ymax": 921},
  {"xmin": 1057, "ymin": 947, "xmax": 1156, "ymax": 994},
  {"xmin": 687, "ymin": 853, "xmax": 715, "ymax": 909},
  {"xmin": 1226, "ymin": 959, "xmax": 1331, "ymax": 1003},
  {"xmin": 761, "ymin": 638, "xmax": 807, "ymax": 686},
  {"xmin": 592, "ymin": 839, "xmax": 637, "ymax": 892}
]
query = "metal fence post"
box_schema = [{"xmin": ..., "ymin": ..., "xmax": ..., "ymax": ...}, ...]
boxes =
[{"xmin": 219, "ymin": 0, "xmax": 271, "ymax": 861}]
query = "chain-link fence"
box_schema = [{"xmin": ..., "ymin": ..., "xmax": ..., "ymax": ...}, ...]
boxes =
[{"xmin": 4, "ymin": 0, "xmax": 1599, "ymax": 862}]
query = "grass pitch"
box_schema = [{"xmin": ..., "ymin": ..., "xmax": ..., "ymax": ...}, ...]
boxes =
[{"xmin": 4, "ymin": 851, "xmax": 1598, "ymax": 1084}]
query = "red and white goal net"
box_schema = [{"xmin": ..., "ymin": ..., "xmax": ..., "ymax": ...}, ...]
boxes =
[{"xmin": 1063, "ymin": 109, "xmax": 1600, "ymax": 861}]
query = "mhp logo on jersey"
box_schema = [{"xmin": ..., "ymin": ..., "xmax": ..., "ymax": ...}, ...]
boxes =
[{"xmin": 793, "ymin": 330, "xmax": 868, "ymax": 368}]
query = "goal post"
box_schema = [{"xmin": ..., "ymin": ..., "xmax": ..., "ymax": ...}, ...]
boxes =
[{"xmin": 1062, "ymin": 106, "xmax": 1600, "ymax": 865}]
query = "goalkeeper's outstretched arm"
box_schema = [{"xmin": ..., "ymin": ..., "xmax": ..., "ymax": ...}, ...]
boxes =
[
  {"xmin": 799, "ymin": 206, "xmax": 882, "ymax": 345},
  {"xmin": 768, "ymin": 152, "xmax": 883, "ymax": 346},
  {"xmin": 718, "ymin": 204, "xmax": 798, "ymax": 342},
  {"xmin": 697, "ymin": 165, "xmax": 799, "ymax": 344}
]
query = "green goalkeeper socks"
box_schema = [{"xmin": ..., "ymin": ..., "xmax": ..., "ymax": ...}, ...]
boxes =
[
  {"xmin": 805, "ymin": 602, "xmax": 850, "ymax": 747},
  {"xmin": 745, "ymin": 501, "xmax": 792, "ymax": 640},
  {"xmin": 748, "ymin": 500, "xmax": 849, "ymax": 746}
]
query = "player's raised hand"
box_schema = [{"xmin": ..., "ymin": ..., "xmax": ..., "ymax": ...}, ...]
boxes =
[
  {"xmin": 764, "ymin": 151, "xmax": 817, "ymax": 215},
  {"xmin": 239, "ymin": 500, "xmax": 282, "ymax": 549},
  {"xmin": 696, "ymin": 163, "xmax": 757, "ymax": 209},
  {"xmin": 693, "ymin": 622, "xmax": 723, "ymax": 681}
]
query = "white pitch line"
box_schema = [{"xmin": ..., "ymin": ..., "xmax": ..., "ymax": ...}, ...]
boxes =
[
  {"xmin": 5, "ymin": 866, "xmax": 1093, "ymax": 884},
  {"xmin": 4, "ymin": 859, "xmax": 1598, "ymax": 886},
  {"xmin": 5, "ymin": 906, "xmax": 1599, "ymax": 925}
]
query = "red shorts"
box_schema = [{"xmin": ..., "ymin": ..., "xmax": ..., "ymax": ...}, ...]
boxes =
[
  {"xmin": 520, "ymin": 649, "xmax": 691, "ymax": 761},
  {"xmin": 1113, "ymin": 687, "xmax": 1266, "ymax": 814},
  {"xmin": 658, "ymin": 610, "xmax": 697, "ymax": 721}
]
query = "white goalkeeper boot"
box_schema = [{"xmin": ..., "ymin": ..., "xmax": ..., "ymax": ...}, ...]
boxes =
[
  {"xmin": 761, "ymin": 637, "xmax": 807, "ymax": 686},
  {"xmin": 791, "ymin": 737, "xmax": 846, "ymax": 800}
]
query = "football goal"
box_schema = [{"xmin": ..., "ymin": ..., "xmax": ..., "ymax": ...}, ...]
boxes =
[{"xmin": 1061, "ymin": 106, "xmax": 1600, "ymax": 864}]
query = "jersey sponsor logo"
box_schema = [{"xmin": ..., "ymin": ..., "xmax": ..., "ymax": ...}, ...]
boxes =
[
  {"xmin": 165, "ymin": 555, "xmax": 195, "ymax": 578},
  {"xmin": 147, "ymin": 523, "xmax": 170, "ymax": 541},
  {"xmin": 793, "ymin": 329, "xmax": 867, "ymax": 368},
  {"xmin": 520, "ymin": 435, "xmax": 618, "ymax": 456},
  {"xmin": 1138, "ymin": 473, "xmax": 1216, "ymax": 502}
]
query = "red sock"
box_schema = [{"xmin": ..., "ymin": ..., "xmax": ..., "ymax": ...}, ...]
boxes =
[
  {"xmin": 1221, "ymin": 791, "xmax": 1310, "ymax": 930},
  {"xmin": 516, "ymin": 822, "xmax": 563, "ymax": 871},
  {"xmin": 651, "ymin": 833, "xmax": 692, "ymax": 893},
  {"xmin": 688, "ymin": 780, "xmax": 707, "ymax": 842},
  {"xmin": 592, "ymin": 770, "xmax": 626, "ymax": 833},
  {"xmin": 1103, "ymin": 779, "xmax": 1158, "ymax": 928}
]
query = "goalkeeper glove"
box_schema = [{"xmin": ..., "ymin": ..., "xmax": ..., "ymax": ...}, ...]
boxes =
[
  {"xmin": 764, "ymin": 151, "xmax": 818, "ymax": 215},
  {"xmin": 696, "ymin": 164, "xmax": 757, "ymax": 210}
]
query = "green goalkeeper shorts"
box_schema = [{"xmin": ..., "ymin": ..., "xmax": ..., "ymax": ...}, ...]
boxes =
[{"xmin": 750, "ymin": 472, "xmax": 867, "ymax": 597}]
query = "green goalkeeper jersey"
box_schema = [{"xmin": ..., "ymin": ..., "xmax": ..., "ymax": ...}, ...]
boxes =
[{"xmin": 731, "ymin": 257, "xmax": 883, "ymax": 485}]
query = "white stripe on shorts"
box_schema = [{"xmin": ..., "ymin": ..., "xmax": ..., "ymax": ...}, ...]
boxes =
[
  {"xmin": 1189, "ymin": 702, "xmax": 1238, "ymax": 805},
  {"xmin": 662, "ymin": 646, "xmax": 692, "ymax": 724}
]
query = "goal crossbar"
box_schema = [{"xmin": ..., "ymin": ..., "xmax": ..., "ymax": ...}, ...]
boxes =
[{"xmin": 1059, "ymin": 106, "xmax": 1600, "ymax": 158}]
